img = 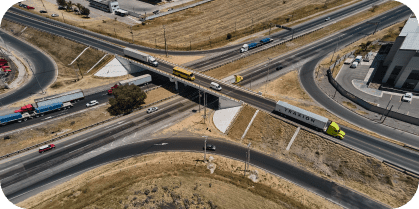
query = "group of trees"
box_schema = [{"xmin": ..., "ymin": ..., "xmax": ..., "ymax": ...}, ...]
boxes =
[
  {"xmin": 107, "ymin": 84, "xmax": 147, "ymax": 115},
  {"xmin": 56, "ymin": 0, "xmax": 90, "ymax": 17}
]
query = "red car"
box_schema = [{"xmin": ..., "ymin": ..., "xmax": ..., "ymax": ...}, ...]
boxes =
[
  {"xmin": 39, "ymin": 144, "xmax": 55, "ymax": 153},
  {"xmin": 26, "ymin": 6, "xmax": 35, "ymax": 10}
]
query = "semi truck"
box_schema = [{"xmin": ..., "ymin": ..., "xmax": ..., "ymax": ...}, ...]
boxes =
[
  {"xmin": 34, "ymin": 89, "xmax": 84, "ymax": 107},
  {"xmin": 240, "ymin": 43, "xmax": 259, "ymax": 53},
  {"xmin": 260, "ymin": 38, "xmax": 274, "ymax": 44},
  {"xmin": 1, "ymin": 102, "xmax": 72, "ymax": 125},
  {"xmin": 274, "ymin": 100, "xmax": 345, "ymax": 139},
  {"xmin": 124, "ymin": 48, "xmax": 158, "ymax": 67},
  {"xmin": 107, "ymin": 74, "xmax": 152, "ymax": 94}
]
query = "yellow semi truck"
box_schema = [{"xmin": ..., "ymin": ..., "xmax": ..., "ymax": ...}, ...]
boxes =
[{"xmin": 275, "ymin": 100, "xmax": 345, "ymax": 139}]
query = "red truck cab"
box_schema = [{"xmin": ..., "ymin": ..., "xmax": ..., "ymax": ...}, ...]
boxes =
[
  {"xmin": 39, "ymin": 144, "xmax": 55, "ymax": 153},
  {"xmin": 26, "ymin": 6, "xmax": 35, "ymax": 9},
  {"xmin": 14, "ymin": 104, "xmax": 34, "ymax": 113}
]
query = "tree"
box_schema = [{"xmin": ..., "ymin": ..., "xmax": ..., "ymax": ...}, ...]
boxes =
[
  {"xmin": 80, "ymin": 7, "xmax": 90, "ymax": 18},
  {"xmin": 226, "ymin": 33, "xmax": 232, "ymax": 40},
  {"xmin": 371, "ymin": 5, "xmax": 378, "ymax": 12},
  {"xmin": 107, "ymin": 84, "xmax": 147, "ymax": 115},
  {"xmin": 74, "ymin": 3, "xmax": 82, "ymax": 14},
  {"xmin": 56, "ymin": 0, "xmax": 66, "ymax": 6},
  {"xmin": 66, "ymin": 1, "xmax": 73, "ymax": 11},
  {"xmin": 360, "ymin": 41, "xmax": 372, "ymax": 51}
]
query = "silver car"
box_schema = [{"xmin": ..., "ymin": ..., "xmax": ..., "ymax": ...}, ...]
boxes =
[
  {"xmin": 147, "ymin": 107, "xmax": 158, "ymax": 113},
  {"xmin": 86, "ymin": 100, "xmax": 99, "ymax": 107}
]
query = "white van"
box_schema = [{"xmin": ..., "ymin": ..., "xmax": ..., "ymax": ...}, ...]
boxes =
[
  {"xmin": 210, "ymin": 82, "xmax": 222, "ymax": 91},
  {"xmin": 350, "ymin": 62, "xmax": 359, "ymax": 68}
]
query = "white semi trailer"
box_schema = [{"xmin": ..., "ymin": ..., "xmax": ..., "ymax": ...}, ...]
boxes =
[
  {"xmin": 274, "ymin": 100, "xmax": 345, "ymax": 139},
  {"xmin": 123, "ymin": 48, "xmax": 158, "ymax": 67}
]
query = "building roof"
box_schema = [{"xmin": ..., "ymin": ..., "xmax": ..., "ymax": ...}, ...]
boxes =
[
  {"xmin": 400, "ymin": 16, "xmax": 419, "ymax": 36},
  {"xmin": 399, "ymin": 16, "xmax": 419, "ymax": 50}
]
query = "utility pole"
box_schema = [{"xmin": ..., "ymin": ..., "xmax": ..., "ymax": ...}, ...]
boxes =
[
  {"xmin": 130, "ymin": 26, "xmax": 134, "ymax": 44},
  {"xmin": 71, "ymin": 65, "xmax": 80, "ymax": 80},
  {"xmin": 199, "ymin": 86, "xmax": 201, "ymax": 113},
  {"xmin": 62, "ymin": 12, "xmax": 65, "ymax": 23},
  {"xmin": 209, "ymin": 36, "xmax": 211, "ymax": 48},
  {"xmin": 244, "ymin": 142, "xmax": 251, "ymax": 176},
  {"xmin": 381, "ymin": 105, "xmax": 393, "ymax": 124},
  {"xmin": 77, "ymin": 63, "xmax": 84, "ymax": 78},
  {"xmin": 163, "ymin": 25, "xmax": 168, "ymax": 57},
  {"xmin": 373, "ymin": 22, "xmax": 380, "ymax": 35},
  {"xmin": 190, "ymin": 40, "xmax": 192, "ymax": 51},
  {"xmin": 252, "ymin": 18, "xmax": 254, "ymax": 34},
  {"xmin": 41, "ymin": 0, "xmax": 47, "ymax": 12},
  {"xmin": 155, "ymin": 38, "xmax": 157, "ymax": 48},
  {"xmin": 204, "ymin": 92, "xmax": 207, "ymax": 124},
  {"xmin": 330, "ymin": 36, "xmax": 342, "ymax": 62},
  {"xmin": 265, "ymin": 58, "xmax": 271, "ymax": 93},
  {"xmin": 269, "ymin": 23, "xmax": 272, "ymax": 35},
  {"xmin": 24, "ymin": 58, "xmax": 44, "ymax": 94},
  {"xmin": 203, "ymin": 136, "xmax": 208, "ymax": 162},
  {"xmin": 114, "ymin": 28, "xmax": 117, "ymax": 38}
]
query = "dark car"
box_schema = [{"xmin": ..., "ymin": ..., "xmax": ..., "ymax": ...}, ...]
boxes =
[
  {"xmin": 74, "ymin": 9, "xmax": 79, "ymax": 12},
  {"xmin": 153, "ymin": 10, "xmax": 159, "ymax": 14},
  {"xmin": 40, "ymin": 10, "xmax": 47, "ymax": 13},
  {"xmin": 203, "ymin": 144, "xmax": 216, "ymax": 151},
  {"xmin": 58, "ymin": 6, "xmax": 66, "ymax": 10},
  {"xmin": 276, "ymin": 65, "xmax": 283, "ymax": 70}
]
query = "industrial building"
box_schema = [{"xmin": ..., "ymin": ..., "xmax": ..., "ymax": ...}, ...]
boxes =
[
  {"xmin": 382, "ymin": 15, "xmax": 419, "ymax": 90},
  {"xmin": 88, "ymin": 0, "xmax": 120, "ymax": 13}
]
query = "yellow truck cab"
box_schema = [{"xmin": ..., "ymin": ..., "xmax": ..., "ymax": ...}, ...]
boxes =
[{"xmin": 326, "ymin": 122, "xmax": 345, "ymax": 139}]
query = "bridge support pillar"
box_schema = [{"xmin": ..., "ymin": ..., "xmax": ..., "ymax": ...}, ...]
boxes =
[{"xmin": 175, "ymin": 81, "xmax": 178, "ymax": 90}]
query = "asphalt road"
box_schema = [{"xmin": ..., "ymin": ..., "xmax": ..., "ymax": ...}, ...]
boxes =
[
  {"xmin": 2, "ymin": 136, "xmax": 390, "ymax": 209},
  {"xmin": 4, "ymin": 4, "xmax": 419, "ymax": 175},
  {"xmin": 5, "ymin": 0, "xmax": 384, "ymax": 56},
  {"xmin": 0, "ymin": 83, "xmax": 156, "ymax": 135},
  {"xmin": 0, "ymin": 30, "xmax": 56, "ymax": 106}
]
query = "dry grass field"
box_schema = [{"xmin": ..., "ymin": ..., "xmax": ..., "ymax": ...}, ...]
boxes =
[
  {"xmin": 227, "ymin": 105, "xmax": 418, "ymax": 208},
  {"xmin": 14, "ymin": 0, "xmax": 362, "ymax": 50},
  {"xmin": 17, "ymin": 152, "xmax": 342, "ymax": 209},
  {"xmin": 256, "ymin": 70, "xmax": 403, "ymax": 146},
  {"xmin": 205, "ymin": 1, "xmax": 402, "ymax": 79},
  {"xmin": 0, "ymin": 88, "xmax": 174, "ymax": 156}
]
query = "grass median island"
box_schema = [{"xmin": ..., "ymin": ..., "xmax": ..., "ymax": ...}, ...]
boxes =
[
  {"xmin": 17, "ymin": 152, "xmax": 342, "ymax": 209},
  {"xmin": 0, "ymin": 20, "xmax": 125, "ymax": 96},
  {"xmin": 204, "ymin": 0, "xmax": 402, "ymax": 79},
  {"xmin": 227, "ymin": 104, "xmax": 418, "ymax": 208}
]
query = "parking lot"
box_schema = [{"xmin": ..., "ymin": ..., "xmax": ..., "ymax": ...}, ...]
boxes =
[{"xmin": 335, "ymin": 55, "xmax": 419, "ymax": 118}]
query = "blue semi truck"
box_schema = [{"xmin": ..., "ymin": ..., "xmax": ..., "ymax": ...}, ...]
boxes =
[
  {"xmin": 0, "ymin": 102, "xmax": 72, "ymax": 126},
  {"xmin": 240, "ymin": 38, "xmax": 274, "ymax": 53}
]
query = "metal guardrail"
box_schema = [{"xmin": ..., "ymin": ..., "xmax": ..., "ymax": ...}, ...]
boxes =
[{"xmin": 0, "ymin": 93, "xmax": 179, "ymax": 160}]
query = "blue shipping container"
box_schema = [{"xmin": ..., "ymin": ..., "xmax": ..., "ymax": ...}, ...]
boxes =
[
  {"xmin": 260, "ymin": 38, "xmax": 270, "ymax": 43},
  {"xmin": 248, "ymin": 43, "xmax": 258, "ymax": 49},
  {"xmin": 36, "ymin": 102, "xmax": 63, "ymax": 113},
  {"xmin": 0, "ymin": 113, "xmax": 22, "ymax": 123}
]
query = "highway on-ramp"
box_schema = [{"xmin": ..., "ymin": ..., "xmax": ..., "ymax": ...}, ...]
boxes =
[
  {"xmin": 0, "ymin": 30, "xmax": 56, "ymax": 106},
  {"xmin": 2, "ymin": 4, "xmax": 419, "ymax": 176}
]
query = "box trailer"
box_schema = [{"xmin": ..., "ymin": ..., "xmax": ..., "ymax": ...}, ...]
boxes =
[
  {"xmin": 34, "ymin": 89, "xmax": 84, "ymax": 107},
  {"xmin": 119, "ymin": 74, "xmax": 152, "ymax": 86},
  {"xmin": 108, "ymin": 74, "xmax": 152, "ymax": 94},
  {"xmin": 123, "ymin": 48, "xmax": 158, "ymax": 67},
  {"xmin": 274, "ymin": 100, "xmax": 345, "ymax": 139}
]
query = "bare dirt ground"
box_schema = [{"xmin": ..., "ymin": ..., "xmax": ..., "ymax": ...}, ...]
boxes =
[
  {"xmin": 17, "ymin": 152, "xmax": 342, "ymax": 209},
  {"xmin": 256, "ymin": 69, "xmax": 403, "ymax": 145},
  {"xmin": 150, "ymin": 53, "xmax": 204, "ymax": 65},
  {"xmin": 14, "ymin": 0, "xmax": 361, "ymax": 51},
  {"xmin": 227, "ymin": 105, "xmax": 418, "ymax": 208},
  {"xmin": 204, "ymin": 1, "xmax": 402, "ymax": 79},
  {"xmin": 0, "ymin": 88, "xmax": 174, "ymax": 156}
]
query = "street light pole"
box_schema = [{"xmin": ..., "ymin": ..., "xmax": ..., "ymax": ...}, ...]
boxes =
[
  {"xmin": 24, "ymin": 58, "xmax": 45, "ymax": 94},
  {"xmin": 163, "ymin": 25, "xmax": 168, "ymax": 57},
  {"xmin": 265, "ymin": 58, "xmax": 271, "ymax": 93},
  {"xmin": 203, "ymin": 136, "xmax": 208, "ymax": 162},
  {"xmin": 244, "ymin": 142, "xmax": 251, "ymax": 176}
]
